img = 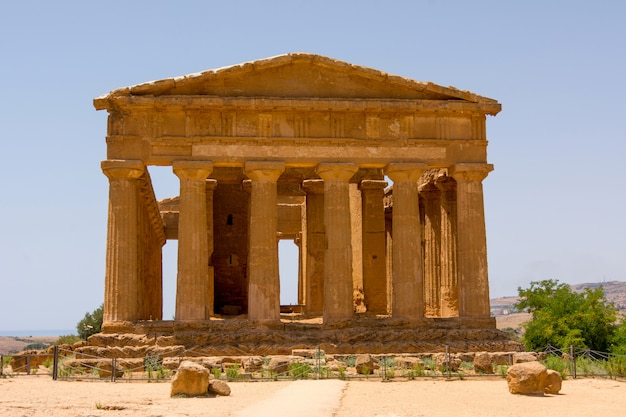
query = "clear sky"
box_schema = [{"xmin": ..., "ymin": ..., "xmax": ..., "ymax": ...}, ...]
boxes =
[{"xmin": 1, "ymin": 1, "xmax": 624, "ymax": 333}]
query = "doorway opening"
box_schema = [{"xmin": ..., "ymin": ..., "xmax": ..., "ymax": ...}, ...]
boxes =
[{"xmin": 278, "ymin": 239, "xmax": 299, "ymax": 306}]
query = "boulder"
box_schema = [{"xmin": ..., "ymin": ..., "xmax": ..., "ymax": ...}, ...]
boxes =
[
  {"xmin": 513, "ymin": 352, "xmax": 538, "ymax": 363},
  {"xmin": 208, "ymin": 379, "xmax": 232, "ymax": 396},
  {"xmin": 473, "ymin": 352, "xmax": 494, "ymax": 374},
  {"xmin": 355, "ymin": 354, "xmax": 379, "ymax": 375},
  {"xmin": 267, "ymin": 357, "xmax": 292, "ymax": 375},
  {"xmin": 241, "ymin": 356, "xmax": 264, "ymax": 372},
  {"xmin": 544, "ymin": 370, "xmax": 563, "ymax": 394},
  {"xmin": 506, "ymin": 361, "xmax": 548, "ymax": 395},
  {"xmin": 171, "ymin": 360, "xmax": 210, "ymax": 397},
  {"xmin": 396, "ymin": 357, "xmax": 424, "ymax": 370},
  {"xmin": 434, "ymin": 353, "xmax": 461, "ymax": 372}
]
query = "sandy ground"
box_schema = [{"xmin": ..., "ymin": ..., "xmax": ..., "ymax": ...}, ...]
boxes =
[{"xmin": 1, "ymin": 376, "xmax": 625, "ymax": 417}]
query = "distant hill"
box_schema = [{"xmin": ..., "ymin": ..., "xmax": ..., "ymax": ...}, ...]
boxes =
[{"xmin": 491, "ymin": 280, "xmax": 626, "ymax": 317}]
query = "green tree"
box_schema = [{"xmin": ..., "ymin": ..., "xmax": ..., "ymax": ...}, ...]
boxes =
[
  {"xmin": 515, "ymin": 279, "xmax": 617, "ymax": 352},
  {"xmin": 76, "ymin": 304, "xmax": 103, "ymax": 340}
]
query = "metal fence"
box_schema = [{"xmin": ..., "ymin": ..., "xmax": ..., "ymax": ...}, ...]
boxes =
[{"xmin": 2, "ymin": 345, "xmax": 625, "ymax": 382}]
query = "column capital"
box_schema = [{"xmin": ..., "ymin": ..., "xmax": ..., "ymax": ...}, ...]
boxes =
[
  {"xmin": 418, "ymin": 182, "xmax": 440, "ymax": 199},
  {"xmin": 449, "ymin": 163, "xmax": 493, "ymax": 182},
  {"xmin": 206, "ymin": 179, "xmax": 218, "ymax": 190},
  {"xmin": 244, "ymin": 161, "xmax": 285, "ymax": 182},
  {"xmin": 173, "ymin": 160, "xmax": 213, "ymax": 180},
  {"xmin": 316, "ymin": 162, "xmax": 358, "ymax": 181},
  {"xmin": 384, "ymin": 162, "xmax": 428, "ymax": 182},
  {"xmin": 302, "ymin": 179, "xmax": 325, "ymax": 194},
  {"xmin": 101, "ymin": 159, "xmax": 144, "ymax": 180},
  {"xmin": 359, "ymin": 179, "xmax": 388, "ymax": 191},
  {"xmin": 435, "ymin": 174, "xmax": 456, "ymax": 192}
]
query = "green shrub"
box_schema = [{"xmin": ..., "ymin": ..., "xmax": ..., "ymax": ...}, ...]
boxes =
[
  {"xmin": 341, "ymin": 356, "xmax": 357, "ymax": 367},
  {"xmin": 288, "ymin": 362, "xmax": 312, "ymax": 379},
  {"xmin": 542, "ymin": 355, "xmax": 569, "ymax": 379},
  {"xmin": 55, "ymin": 335, "xmax": 81, "ymax": 345},
  {"xmin": 604, "ymin": 355, "xmax": 626, "ymax": 378},
  {"xmin": 225, "ymin": 364, "xmax": 240, "ymax": 380}
]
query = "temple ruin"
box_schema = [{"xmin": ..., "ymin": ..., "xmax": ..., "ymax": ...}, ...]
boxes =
[{"xmin": 94, "ymin": 53, "xmax": 516, "ymax": 354}]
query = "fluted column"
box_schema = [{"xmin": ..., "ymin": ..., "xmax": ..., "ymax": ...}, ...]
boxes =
[
  {"xmin": 173, "ymin": 161, "xmax": 213, "ymax": 321},
  {"xmin": 101, "ymin": 159, "xmax": 145, "ymax": 323},
  {"xmin": 359, "ymin": 179, "xmax": 388, "ymax": 314},
  {"xmin": 385, "ymin": 163, "xmax": 428, "ymax": 319},
  {"xmin": 316, "ymin": 162, "xmax": 359, "ymax": 323},
  {"xmin": 303, "ymin": 179, "xmax": 325, "ymax": 316},
  {"xmin": 206, "ymin": 179, "xmax": 218, "ymax": 316},
  {"xmin": 420, "ymin": 184, "xmax": 442, "ymax": 317},
  {"xmin": 435, "ymin": 175, "xmax": 458, "ymax": 317},
  {"xmin": 245, "ymin": 161, "xmax": 285, "ymax": 322},
  {"xmin": 450, "ymin": 163, "xmax": 493, "ymax": 317}
]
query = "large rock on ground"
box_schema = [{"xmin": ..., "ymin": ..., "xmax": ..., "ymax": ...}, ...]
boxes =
[
  {"xmin": 544, "ymin": 369, "xmax": 563, "ymax": 394},
  {"xmin": 171, "ymin": 360, "xmax": 210, "ymax": 397},
  {"xmin": 396, "ymin": 356, "xmax": 424, "ymax": 370},
  {"xmin": 208, "ymin": 379, "xmax": 232, "ymax": 396},
  {"xmin": 434, "ymin": 353, "xmax": 461, "ymax": 372},
  {"xmin": 355, "ymin": 354, "xmax": 379, "ymax": 375},
  {"xmin": 473, "ymin": 352, "xmax": 494, "ymax": 374},
  {"xmin": 506, "ymin": 361, "xmax": 548, "ymax": 395}
]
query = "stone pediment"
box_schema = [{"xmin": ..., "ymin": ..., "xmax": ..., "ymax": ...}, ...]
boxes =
[{"xmin": 94, "ymin": 53, "xmax": 497, "ymax": 109}]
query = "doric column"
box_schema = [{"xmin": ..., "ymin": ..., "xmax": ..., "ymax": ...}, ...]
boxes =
[
  {"xmin": 359, "ymin": 179, "xmax": 388, "ymax": 314},
  {"xmin": 173, "ymin": 161, "xmax": 213, "ymax": 321},
  {"xmin": 435, "ymin": 175, "xmax": 458, "ymax": 317},
  {"xmin": 302, "ymin": 179, "xmax": 325, "ymax": 316},
  {"xmin": 101, "ymin": 159, "xmax": 145, "ymax": 323},
  {"xmin": 316, "ymin": 163, "xmax": 359, "ymax": 323},
  {"xmin": 206, "ymin": 179, "xmax": 218, "ymax": 316},
  {"xmin": 385, "ymin": 163, "xmax": 428, "ymax": 319},
  {"xmin": 420, "ymin": 183, "xmax": 442, "ymax": 317},
  {"xmin": 245, "ymin": 161, "xmax": 285, "ymax": 322},
  {"xmin": 450, "ymin": 163, "xmax": 493, "ymax": 317},
  {"xmin": 294, "ymin": 233, "xmax": 304, "ymax": 305}
]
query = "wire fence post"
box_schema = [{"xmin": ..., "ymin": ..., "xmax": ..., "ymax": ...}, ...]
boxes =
[
  {"xmin": 111, "ymin": 358, "xmax": 116, "ymax": 382},
  {"xmin": 445, "ymin": 345, "xmax": 451, "ymax": 379},
  {"xmin": 0, "ymin": 355, "xmax": 3, "ymax": 377},
  {"xmin": 52, "ymin": 346, "xmax": 59, "ymax": 380},
  {"xmin": 26, "ymin": 355, "xmax": 31, "ymax": 375},
  {"xmin": 316, "ymin": 346, "xmax": 321, "ymax": 380},
  {"xmin": 570, "ymin": 345, "xmax": 577, "ymax": 379}
]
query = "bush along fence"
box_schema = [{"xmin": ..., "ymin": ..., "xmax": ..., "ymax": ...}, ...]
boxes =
[{"xmin": 1, "ymin": 345, "xmax": 625, "ymax": 382}]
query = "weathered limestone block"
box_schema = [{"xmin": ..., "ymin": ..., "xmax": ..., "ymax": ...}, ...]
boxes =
[
  {"xmin": 544, "ymin": 369, "xmax": 563, "ymax": 394},
  {"xmin": 513, "ymin": 352, "xmax": 538, "ymax": 363},
  {"xmin": 9, "ymin": 351, "xmax": 52, "ymax": 372},
  {"xmin": 266, "ymin": 357, "xmax": 293, "ymax": 375},
  {"xmin": 506, "ymin": 361, "xmax": 548, "ymax": 395},
  {"xmin": 473, "ymin": 352, "xmax": 494, "ymax": 374},
  {"xmin": 208, "ymin": 379, "xmax": 231, "ymax": 396},
  {"xmin": 241, "ymin": 356, "xmax": 264, "ymax": 372},
  {"xmin": 434, "ymin": 353, "xmax": 462, "ymax": 372},
  {"xmin": 396, "ymin": 356, "xmax": 424, "ymax": 369},
  {"xmin": 491, "ymin": 352, "xmax": 513, "ymax": 365},
  {"xmin": 97, "ymin": 360, "xmax": 124, "ymax": 378},
  {"xmin": 171, "ymin": 360, "xmax": 210, "ymax": 397},
  {"xmin": 291, "ymin": 349, "xmax": 323, "ymax": 358},
  {"xmin": 355, "ymin": 354, "xmax": 379, "ymax": 375}
]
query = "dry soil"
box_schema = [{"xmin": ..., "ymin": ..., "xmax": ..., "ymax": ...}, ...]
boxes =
[{"xmin": 0, "ymin": 375, "xmax": 624, "ymax": 417}]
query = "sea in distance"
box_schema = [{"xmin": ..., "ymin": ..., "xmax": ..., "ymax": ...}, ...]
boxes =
[{"xmin": 0, "ymin": 329, "xmax": 75, "ymax": 337}]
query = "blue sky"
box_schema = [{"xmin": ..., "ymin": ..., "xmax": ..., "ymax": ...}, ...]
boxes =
[{"xmin": 1, "ymin": 1, "xmax": 624, "ymax": 332}]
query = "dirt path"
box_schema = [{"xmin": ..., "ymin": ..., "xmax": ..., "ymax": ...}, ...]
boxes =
[{"xmin": 0, "ymin": 376, "xmax": 624, "ymax": 417}]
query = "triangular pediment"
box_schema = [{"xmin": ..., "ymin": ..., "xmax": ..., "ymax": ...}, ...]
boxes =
[{"xmin": 95, "ymin": 53, "xmax": 497, "ymax": 107}]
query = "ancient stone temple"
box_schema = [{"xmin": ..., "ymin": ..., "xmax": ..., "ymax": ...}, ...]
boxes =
[{"xmin": 94, "ymin": 53, "xmax": 515, "ymax": 354}]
